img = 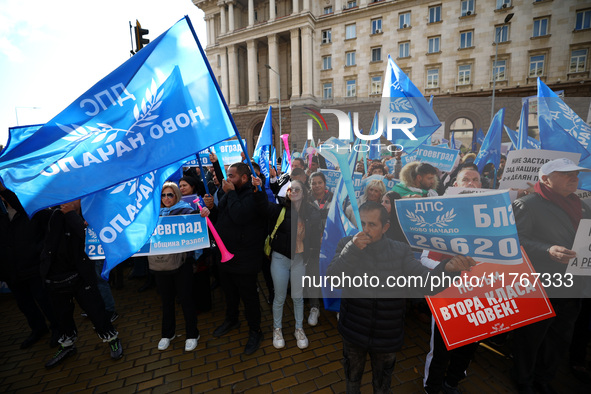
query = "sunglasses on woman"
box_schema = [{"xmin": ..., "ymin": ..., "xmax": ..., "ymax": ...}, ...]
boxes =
[{"xmin": 161, "ymin": 193, "xmax": 175, "ymax": 199}]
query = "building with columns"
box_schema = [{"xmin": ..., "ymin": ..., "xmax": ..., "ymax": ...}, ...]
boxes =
[{"xmin": 193, "ymin": 0, "xmax": 591, "ymax": 154}]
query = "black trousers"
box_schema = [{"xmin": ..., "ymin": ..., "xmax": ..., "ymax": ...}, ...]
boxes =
[
  {"xmin": 219, "ymin": 269, "xmax": 260, "ymax": 331},
  {"xmin": 511, "ymin": 298, "xmax": 581, "ymax": 389},
  {"xmin": 49, "ymin": 278, "xmax": 114, "ymax": 341},
  {"xmin": 424, "ymin": 318, "xmax": 479, "ymax": 393},
  {"xmin": 341, "ymin": 338, "xmax": 397, "ymax": 394},
  {"xmin": 153, "ymin": 261, "xmax": 198, "ymax": 339},
  {"xmin": 8, "ymin": 275, "xmax": 57, "ymax": 333}
]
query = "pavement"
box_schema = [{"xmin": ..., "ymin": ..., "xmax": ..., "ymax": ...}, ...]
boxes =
[{"xmin": 0, "ymin": 268, "xmax": 589, "ymax": 393}]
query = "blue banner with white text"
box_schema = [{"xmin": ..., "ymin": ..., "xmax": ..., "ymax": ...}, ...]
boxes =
[{"xmin": 395, "ymin": 191, "xmax": 522, "ymax": 265}]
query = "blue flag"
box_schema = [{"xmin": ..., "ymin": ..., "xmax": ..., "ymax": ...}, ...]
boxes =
[
  {"xmin": 518, "ymin": 99, "xmax": 529, "ymax": 150},
  {"xmin": 504, "ymin": 125, "xmax": 541, "ymax": 150},
  {"xmin": 253, "ymin": 107, "xmax": 275, "ymax": 202},
  {"xmin": 368, "ymin": 112, "xmax": 381, "ymax": 160},
  {"xmin": 82, "ymin": 158, "xmax": 189, "ymax": 279},
  {"xmin": 317, "ymin": 170, "xmax": 359, "ymax": 312},
  {"xmin": 450, "ymin": 132, "xmax": 457, "ymax": 150},
  {"xmin": 476, "ymin": 128, "xmax": 485, "ymax": 145},
  {"xmin": 281, "ymin": 150, "xmax": 290, "ymax": 173},
  {"xmin": 538, "ymin": 78, "xmax": 591, "ymax": 190},
  {"xmin": 475, "ymin": 108, "xmax": 504, "ymax": 173},
  {"xmin": 380, "ymin": 55, "xmax": 441, "ymax": 154},
  {"xmin": 0, "ymin": 16, "xmax": 235, "ymax": 216}
]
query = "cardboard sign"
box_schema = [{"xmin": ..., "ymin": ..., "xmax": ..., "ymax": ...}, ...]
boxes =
[
  {"xmin": 400, "ymin": 145, "xmax": 460, "ymax": 172},
  {"xmin": 567, "ymin": 219, "xmax": 591, "ymax": 276},
  {"xmin": 498, "ymin": 149, "xmax": 580, "ymax": 190},
  {"xmin": 395, "ymin": 190, "xmax": 522, "ymax": 265},
  {"xmin": 86, "ymin": 214, "xmax": 210, "ymax": 259},
  {"xmin": 427, "ymin": 249, "xmax": 555, "ymax": 350}
]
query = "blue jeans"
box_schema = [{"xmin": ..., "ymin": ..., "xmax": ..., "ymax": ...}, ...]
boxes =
[
  {"xmin": 94, "ymin": 260, "xmax": 115, "ymax": 313},
  {"xmin": 271, "ymin": 251, "xmax": 304, "ymax": 329}
]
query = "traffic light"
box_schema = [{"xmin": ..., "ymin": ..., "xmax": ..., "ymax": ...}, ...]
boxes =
[{"xmin": 134, "ymin": 20, "xmax": 149, "ymax": 52}]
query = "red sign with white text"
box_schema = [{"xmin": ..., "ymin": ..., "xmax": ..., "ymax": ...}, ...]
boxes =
[{"xmin": 426, "ymin": 249, "xmax": 555, "ymax": 350}]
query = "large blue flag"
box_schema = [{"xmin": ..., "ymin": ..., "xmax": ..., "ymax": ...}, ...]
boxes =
[
  {"xmin": 379, "ymin": 55, "xmax": 442, "ymax": 154},
  {"xmin": 82, "ymin": 158, "xmax": 189, "ymax": 279},
  {"xmin": 252, "ymin": 107, "xmax": 275, "ymax": 202},
  {"xmin": 0, "ymin": 16, "xmax": 235, "ymax": 216},
  {"xmin": 538, "ymin": 78, "xmax": 591, "ymax": 190},
  {"xmin": 474, "ymin": 108, "xmax": 504, "ymax": 173}
]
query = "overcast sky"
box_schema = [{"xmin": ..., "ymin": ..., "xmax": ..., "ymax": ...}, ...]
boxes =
[{"xmin": 0, "ymin": 0, "xmax": 207, "ymax": 146}]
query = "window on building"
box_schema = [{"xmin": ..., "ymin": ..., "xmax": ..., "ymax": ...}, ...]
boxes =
[
  {"xmin": 346, "ymin": 79, "xmax": 357, "ymax": 97},
  {"xmin": 322, "ymin": 29, "xmax": 332, "ymax": 44},
  {"xmin": 570, "ymin": 49, "xmax": 588, "ymax": 73},
  {"xmin": 346, "ymin": 51, "xmax": 356, "ymax": 66},
  {"xmin": 347, "ymin": 1, "xmax": 357, "ymax": 9},
  {"xmin": 458, "ymin": 64, "xmax": 472, "ymax": 84},
  {"xmin": 461, "ymin": 0, "xmax": 474, "ymax": 16},
  {"xmin": 371, "ymin": 47, "xmax": 382, "ymax": 62},
  {"xmin": 399, "ymin": 12, "xmax": 411, "ymax": 29},
  {"xmin": 428, "ymin": 36, "xmax": 441, "ymax": 53},
  {"xmin": 496, "ymin": 0, "xmax": 511, "ymax": 9},
  {"xmin": 575, "ymin": 10, "xmax": 591, "ymax": 30},
  {"xmin": 529, "ymin": 55, "xmax": 545, "ymax": 77},
  {"xmin": 493, "ymin": 59, "xmax": 507, "ymax": 81},
  {"xmin": 460, "ymin": 31, "xmax": 473, "ymax": 48},
  {"xmin": 345, "ymin": 24, "xmax": 357, "ymax": 39},
  {"xmin": 323, "ymin": 82, "xmax": 333, "ymax": 99},
  {"xmin": 427, "ymin": 69, "xmax": 439, "ymax": 88},
  {"xmin": 399, "ymin": 42, "xmax": 410, "ymax": 58},
  {"xmin": 322, "ymin": 55, "xmax": 332, "ymax": 70},
  {"xmin": 324, "ymin": 6, "xmax": 333, "ymax": 14},
  {"xmin": 429, "ymin": 5, "xmax": 442, "ymax": 23},
  {"xmin": 533, "ymin": 18, "xmax": 548, "ymax": 37},
  {"xmin": 372, "ymin": 19, "xmax": 382, "ymax": 34},
  {"xmin": 217, "ymin": 55, "xmax": 221, "ymax": 67},
  {"xmin": 371, "ymin": 76, "xmax": 382, "ymax": 95},
  {"xmin": 495, "ymin": 25, "xmax": 509, "ymax": 43}
]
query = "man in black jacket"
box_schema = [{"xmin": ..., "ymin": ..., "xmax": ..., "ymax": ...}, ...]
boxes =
[
  {"xmin": 327, "ymin": 201, "xmax": 475, "ymax": 393},
  {"xmin": 0, "ymin": 183, "xmax": 57, "ymax": 349},
  {"xmin": 41, "ymin": 200, "xmax": 123, "ymax": 368},
  {"xmin": 212, "ymin": 162, "xmax": 268, "ymax": 355}
]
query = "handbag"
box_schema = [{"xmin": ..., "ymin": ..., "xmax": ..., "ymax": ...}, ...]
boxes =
[{"xmin": 264, "ymin": 207, "xmax": 286, "ymax": 258}]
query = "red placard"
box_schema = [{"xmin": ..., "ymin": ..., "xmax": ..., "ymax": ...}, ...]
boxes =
[{"xmin": 426, "ymin": 248, "xmax": 555, "ymax": 350}]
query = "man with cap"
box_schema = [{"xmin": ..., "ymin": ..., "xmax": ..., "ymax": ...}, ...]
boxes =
[{"xmin": 511, "ymin": 158, "xmax": 591, "ymax": 394}]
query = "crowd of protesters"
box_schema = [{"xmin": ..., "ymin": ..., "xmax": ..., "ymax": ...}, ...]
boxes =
[{"xmin": 1, "ymin": 144, "xmax": 590, "ymax": 394}]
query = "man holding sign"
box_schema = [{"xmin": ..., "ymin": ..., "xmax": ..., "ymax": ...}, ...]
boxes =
[
  {"xmin": 512, "ymin": 158, "xmax": 591, "ymax": 394},
  {"xmin": 327, "ymin": 201, "xmax": 476, "ymax": 393}
]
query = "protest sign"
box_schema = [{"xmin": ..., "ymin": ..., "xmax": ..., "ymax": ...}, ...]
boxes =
[
  {"xmin": 445, "ymin": 186, "xmax": 518, "ymax": 201},
  {"xmin": 86, "ymin": 214, "xmax": 209, "ymax": 259},
  {"xmin": 576, "ymin": 189, "xmax": 591, "ymax": 206},
  {"xmin": 401, "ymin": 145, "xmax": 460, "ymax": 172},
  {"xmin": 426, "ymin": 249, "xmax": 555, "ymax": 350},
  {"xmin": 395, "ymin": 191, "xmax": 522, "ymax": 265},
  {"xmin": 184, "ymin": 139, "xmax": 245, "ymax": 167},
  {"xmin": 320, "ymin": 169, "xmax": 342, "ymax": 194},
  {"xmin": 499, "ymin": 149, "xmax": 580, "ymax": 190},
  {"xmin": 567, "ymin": 219, "xmax": 591, "ymax": 276}
]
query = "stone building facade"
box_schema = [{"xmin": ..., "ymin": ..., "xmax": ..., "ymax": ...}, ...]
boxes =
[{"xmin": 193, "ymin": 0, "xmax": 591, "ymax": 154}]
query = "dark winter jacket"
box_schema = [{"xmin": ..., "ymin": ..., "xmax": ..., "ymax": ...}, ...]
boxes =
[
  {"xmin": 327, "ymin": 235, "xmax": 451, "ymax": 353},
  {"xmin": 214, "ymin": 180, "xmax": 268, "ymax": 274},
  {"xmin": 0, "ymin": 189, "xmax": 52, "ymax": 281}
]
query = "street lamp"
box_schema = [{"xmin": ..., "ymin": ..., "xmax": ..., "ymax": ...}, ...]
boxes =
[
  {"xmin": 14, "ymin": 106, "xmax": 41, "ymax": 126},
  {"xmin": 265, "ymin": 64, "xmax": 282, "ymax": 137},
  {"xmin": 491, "ymin": 13, "xmax": 514, "ymax": 123}
]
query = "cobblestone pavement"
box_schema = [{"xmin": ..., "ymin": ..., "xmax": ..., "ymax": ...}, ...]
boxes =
[{"xmin": 0, "ymin": 269, "xmax": 589, "ymax": 393}]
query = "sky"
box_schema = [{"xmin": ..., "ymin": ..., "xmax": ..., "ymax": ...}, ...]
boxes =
[{"xmin": 0, "ymin": 0, "xmax": 207, "ymax": 146}]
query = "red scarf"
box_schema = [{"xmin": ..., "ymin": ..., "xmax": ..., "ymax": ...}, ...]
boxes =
[{"xmin": 534, "ymin": 181, "xmax": 582, "ymax": 230}]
